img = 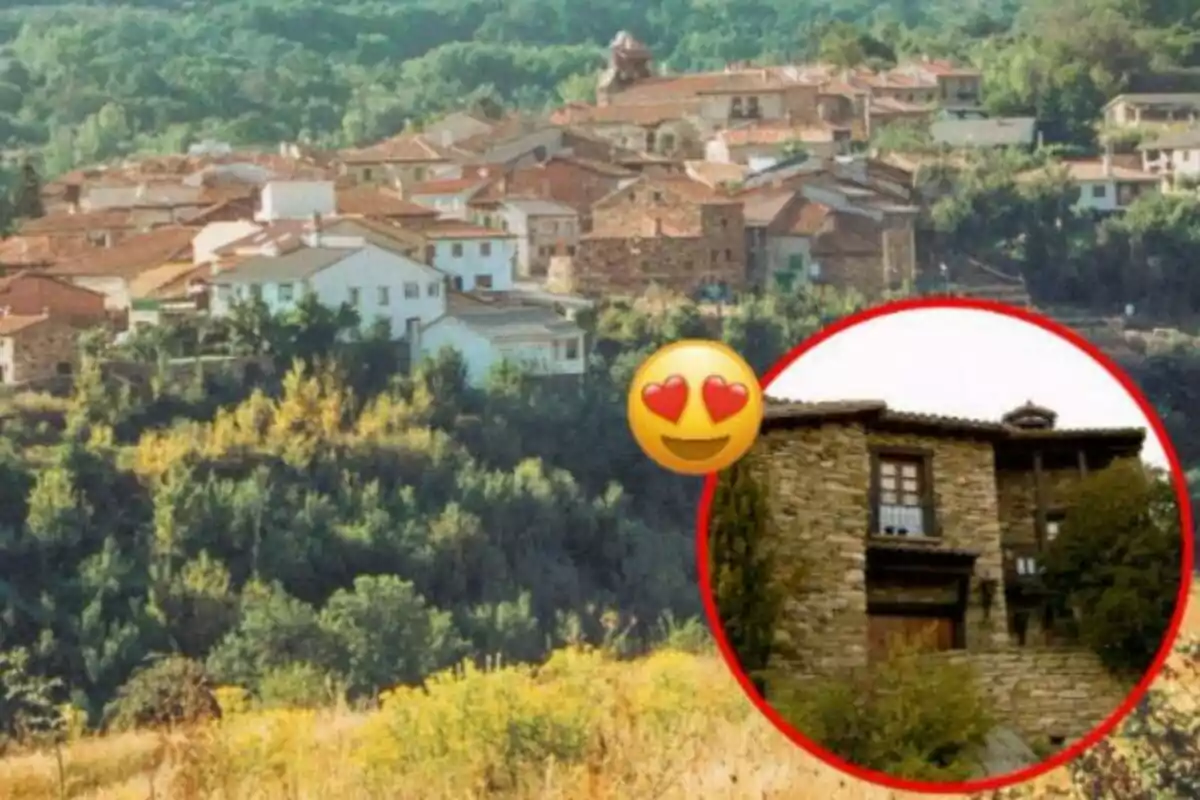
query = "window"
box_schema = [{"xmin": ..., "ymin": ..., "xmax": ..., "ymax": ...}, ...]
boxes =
[
  {"xmin": 475, "ymin": 274, "xmax": 493, "ymax": 289},
  {"xmin": 452, "ymin": 276, "xmax": 464, "ymax": 291},
  {"xmin": 378, "ymin": 286, "xmax": 391, "ymax": 306},
  {"xmin": 402, "ymin": 282, "xmax": 418, "ymax": 300},
  {"xmin": 562, "ymin": 337, "xmax": 580, "ymax": 360},
  {"xmin": 731, "ymin": 96, "xmax": 744, "ymax": 117},
  {"xmin": 278, "ymin": 283, "xmax": 294, "ymax": 302},
  {"xmin": 427, "ymin": 281, "xmax": 441, "ymax": 297},
  {"xmin": 1091, "ymin": 184, "xmax": 1107, "ymax": 198},
  {"xmin": 249, "ymin": 283, "xmax": 263, "ymax": 300},
  {"xmin": 362, "ymin": 168, "xmax": 373, "ymax": 181},
  {"xmin": 1015, "ymin": 556, "xmax": 1040, "ymax": 576},
  {"xmin": 1045, "ymin": 511, "xmax": 1066, "ymax": 543},
  {"xmin": 425, "ymin": 245, "xmax": 436, "ymax": 263},
  {"xmin": 874, "ymin": 454, "xmax": 930, "ymax": 537},
  {"xmin": 661, "ymin": 133, "xmax": 676, "ymax": 152},
  {"xmin": 652, "ymin": 191, "xmax": 663, "ymax": 203},
  {"xmin": 725, "ymin": 249, "xmax": 733, "ymax": 260},
  {"xmin": 566, "ymin": 245, "xmax": 576, "ymax": 256},
  {"xmin": 451, "ymin": 243, "xmax": 464, "ymax": 257},
  {"xmin": 710, "ymin": 249, "xmax": 718, "ymax": 263},
  {"xmin": 747, "ymin": 96, "xmax": 760, "ymax": 117},
  {"xmin": 348, "ymin": 287, "xmax": 360, "ymax": 306},
  {"xmin": 480, "ymin": 242, "xmax": 492, "ymax": 256}
]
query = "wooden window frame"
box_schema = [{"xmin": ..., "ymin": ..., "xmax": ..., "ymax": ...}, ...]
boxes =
[{"xmin": 869, "ymin": 446, "xmax": 937, "ymax": 538}]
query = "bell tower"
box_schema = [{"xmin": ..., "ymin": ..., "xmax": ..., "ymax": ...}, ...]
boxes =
[{"xmin": 596, "ymin": 31, "xmax": 654, "ymax": 107}]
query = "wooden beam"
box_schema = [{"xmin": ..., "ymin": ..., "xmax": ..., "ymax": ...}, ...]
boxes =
[{"xmin": 1033, "ymin": 448, "xmax": 1047, "ymax": 552}]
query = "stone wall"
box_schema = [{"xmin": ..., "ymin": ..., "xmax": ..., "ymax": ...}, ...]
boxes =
[
  {"xmin": 816, "ymin": 252, "xmax": 886, "ymax": 297},
  {"xmin": 921, "ymin": 648, "xmax": 1132, "ymax": 744},
  {"xmin": 750, "ymin": 424, "xmax": 871, "ymax": 677},
  {"xmin": 7, "ymin": 320, "xmax": 79, "ymax": 384}
]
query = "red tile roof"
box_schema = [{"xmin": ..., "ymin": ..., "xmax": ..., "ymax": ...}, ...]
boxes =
[
  {"xmin": 18, "ymin": 209, "xmax": 137, "ymax": 234},
  {"xmin": 340, "ymin": 133, "xmax": 456, "ymax": 164},
  {"xmin": 49, "ymin": 225, "xmax": 198, "ymax": 278},
  {"xmin": 421, "ymin": 220, "xmax": 514, "ymax": 240},
  {"xmin": 407, "ymin": 176, "xmax": 489, "ymax": 195},
  {"xmin": 336, "ymin": 185, "xmax": 438, "ymax": 217},
  {"xmin": 0, "ymin": 313, "xmax": 50, "ymax": 336}
]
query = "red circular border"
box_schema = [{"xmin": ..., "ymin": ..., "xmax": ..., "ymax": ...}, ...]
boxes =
[{"xmin": 694, "ymin": 296, "xmax": 1196, "ymax": 795}]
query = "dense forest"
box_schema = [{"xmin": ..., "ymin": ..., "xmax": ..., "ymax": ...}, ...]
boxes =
[{"xmin": 0, "ymin": 0, "xmax": 1193, "ymax": 175}]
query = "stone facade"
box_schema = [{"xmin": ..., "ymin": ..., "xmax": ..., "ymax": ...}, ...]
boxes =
[
  {"xmin": 570, "ymin": 176, "xmax": 747, "ymax": 296},
  {"xmin": 0, "ymin": 316, "xmax": 80, "ymax": 385},
  {"xmin": 748, "ymin": 400, "xmax": 1147, "ymax": 744},
  {"xmin": 922, "ymin": 649, "xmax": 1129, "ymax": 743}
]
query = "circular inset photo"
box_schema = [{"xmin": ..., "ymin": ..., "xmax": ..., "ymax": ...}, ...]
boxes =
[{"xmin": 697, "ymin": 298, "xmax": 1194, "ymax": 794}]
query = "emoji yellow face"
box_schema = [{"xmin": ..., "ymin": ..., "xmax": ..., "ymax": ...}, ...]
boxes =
[{"xmin": 627, "ymin": 340, "xmax": 765, "ymax": 476}]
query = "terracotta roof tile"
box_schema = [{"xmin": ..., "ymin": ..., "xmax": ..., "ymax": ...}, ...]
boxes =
[
  {"xmin": 336, "ymin": 186, "xmax": 438, "ymax": 218},
  {"xmin": 146, "ymin": 263, "xmax": 211, "ymax": 301},
  {"xmin": 421, "ymin": 220, "xmax": 514, "ymax": 240},
  {"xmin": 129, "ymin": 261, "xmax": 210, "ymax": 300},
  {"xmin": 49, "ymin": 225, "xmax": 197, "ymax": 278},
  {"xmin": 340, "ymin": 134, "xmax": 456, "ymax": 164},
  {"xmin": 0, "ymin": 235, "xmax": 99, "ymax": 267},
  {"xmin": 718, "ymin": 123, "xmax": 845, "ymax": 146},
  {"xmin": 551, "ymin": 100, "xmax": 702, "ymax": 126},
  {"xmin": 406, "ymin": 176, "xmax": 490, "ymax": 196},
  {"xmin": 0, "ymin": 313, "xmax": 50, "ymax": 336},
  {"xmin": 18, "ymin": 210, "xmax": 137, "ymax": 234}
]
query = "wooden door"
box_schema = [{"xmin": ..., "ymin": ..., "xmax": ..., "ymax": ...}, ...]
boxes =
[{"xmin": 868, "ymin": 614, "xmax": 955, "ymax": 662}]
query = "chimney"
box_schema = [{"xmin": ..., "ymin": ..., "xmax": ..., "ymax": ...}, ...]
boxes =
[{"xmin": 309, "ymin": 212, "xmax": 322, "ymax": 246}]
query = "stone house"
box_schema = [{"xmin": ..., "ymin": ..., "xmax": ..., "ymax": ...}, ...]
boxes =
[
  {"xmin": 567, "ymin": 174, "xmax": 746, "ymax": 296},
  {"xmin": 498, "ymin": 198, "xmax": 580, "ymax": 278},
  {"xmin": 749, "ymin": 399, "xmax": 1144, "ymax": 743},
  {"xmin": 0, "ymin": 272, "xmax": 108, "ymax": 325},
  {"xmin": 0, "ymin": 313, "xmax": 80, "ymax": 385},
  {"xmin": 505, "ymin": 155, "xmax": 637, "ymax": 232}
]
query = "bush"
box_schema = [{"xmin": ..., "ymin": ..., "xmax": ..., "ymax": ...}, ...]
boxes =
[
  {"xmin": 104, "ymin": 655, "xmax": 221, "ymax": 732},
  {"xmin": 1041, "ymin": 461, "xmax": 1183, "ymax": 675},
  {"xmin": 772, "ymin": 639, "xmax": 994, "ymax": 781},
  {"xmin": 257, "ymin": 663, "xmax": 340, "ymax": 710}
]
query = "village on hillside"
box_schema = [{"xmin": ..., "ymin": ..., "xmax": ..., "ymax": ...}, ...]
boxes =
[{"xmin": 0, "ymin": 30, "xmax": 1196, "ymax": 389}]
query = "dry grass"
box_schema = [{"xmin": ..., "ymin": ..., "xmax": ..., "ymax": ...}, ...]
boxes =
[{"xmin": 0, "ymin": 588, "xmax": 1195, "ymax": 800}]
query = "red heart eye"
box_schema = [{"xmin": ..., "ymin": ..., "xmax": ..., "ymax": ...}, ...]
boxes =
[
  {"xmin": 641, "ymin": 375, "xmax": 689, "ymax": 423},
  {"xmin": 702, "ymin": 375, "xmax": 749, "ymax": 423}
]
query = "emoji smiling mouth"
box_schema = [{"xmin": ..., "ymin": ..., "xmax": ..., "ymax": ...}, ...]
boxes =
[{"xmin": 661, "ymin": 436, "xmax": 731, "ymax": 461}]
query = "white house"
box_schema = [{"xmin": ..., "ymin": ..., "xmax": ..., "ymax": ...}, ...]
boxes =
[
  {"xmin": 422, "ymin": 222, "xmax": 517, "ymax": 292},
  {"xmin": 1019, "ymin": 155, "xmax": 1161, "ymax": 213},
  {"xmin": 1140, "ymin": 127, "xmax": 1200, "ymax": 186},
  {"xmin": 256, "ymin": 180, "xmax": 337, "ymax": 222},
  {"xmin": 210, "ymin": 241, "xmax": 446, "ymax": 338},
  {"xmin": 416, "ymin": 305, "xmax": 586, "ymax": 386},
  {"xmin": 192, "ymin": 220, "xmax": 263, "ymax": 264}
]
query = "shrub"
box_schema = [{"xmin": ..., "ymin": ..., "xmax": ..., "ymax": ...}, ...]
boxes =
[
  {"xmin": 1041, "ymin": 461, "xmax": 1183, "ymax": 675},
  {"xmin": 772, "ymin": 639, "xmax": 994, "ymax": 781},
  {"xmin": 257, "ymin": 663, "xmax": 340, "ymax": 710},
  {"xmin": 104, "ymin": 655, "xmax": 221, "ymax": 732}
]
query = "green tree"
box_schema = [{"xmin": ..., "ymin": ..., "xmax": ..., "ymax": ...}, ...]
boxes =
[
  {"xmin": 707, "ymin": 459, "xmax": 780, "ymax": 696},
  {"xmin": 12, "ymin": 157, "xmax": 44, "ymax": 220},
  {"xmin": 1041, "ymin": 460, "xmax": 1183, "ymax": 675}
]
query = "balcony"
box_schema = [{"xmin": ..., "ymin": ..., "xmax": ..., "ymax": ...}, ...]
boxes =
[{"xmin": 872, "ymin": 503, "xmax": 934, "ymax": 539}]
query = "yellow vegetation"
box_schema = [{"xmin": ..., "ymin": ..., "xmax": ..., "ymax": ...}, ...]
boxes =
[{"xmin": 0, "ymin": 594, "xmax": 1193, "ymax": 799}]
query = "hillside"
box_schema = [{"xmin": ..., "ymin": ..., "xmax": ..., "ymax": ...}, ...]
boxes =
[
  {"xmin": 0, "ymin": 585, "xmax": 1195, "ymax": 800},
  {"xmin": 0, "ymin": 0, "xmax": 1192, "ymax": 178}
]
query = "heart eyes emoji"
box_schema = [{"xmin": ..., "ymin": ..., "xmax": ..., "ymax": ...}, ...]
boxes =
[{"xmin": 641, "ymin": 374, "xmax": 750, "ymax": 423}]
